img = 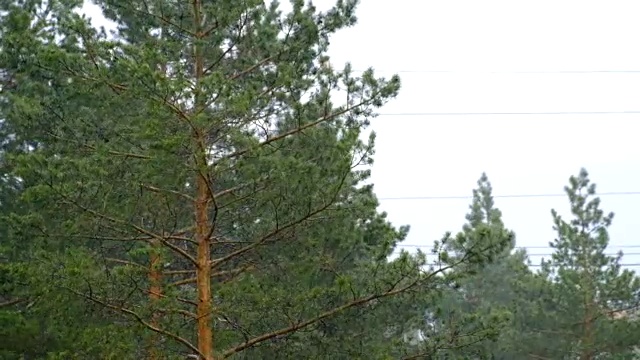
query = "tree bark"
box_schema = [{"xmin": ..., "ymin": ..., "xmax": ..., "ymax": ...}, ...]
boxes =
[
  {"xmin": 192, "ymin": 0, "xmax": 214, "ymax": 358},
  {"xmin": 147, "ymin": 239, "xmax": 163, "ymax": 360}
]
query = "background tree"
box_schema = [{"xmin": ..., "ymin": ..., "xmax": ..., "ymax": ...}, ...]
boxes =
[
  {"xmin": 390, "ymin": 173, "xmax": 517, "ymax": 359},
  {"xmin": 534, "ymin": 168, "xmax": 640, "ymax": 360}
]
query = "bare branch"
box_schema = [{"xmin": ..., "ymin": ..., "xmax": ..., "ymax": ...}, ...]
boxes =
[
  {"xmin": 0, "ymin": 298, "xmax": 26, "ymax": 308},
  {"xmin": 140, "ymin": 182, "xmax": 195, "ymax": 201},
  {"xmin": 168, "ymin": 265, "xmax": 254, "ymax": 287}
]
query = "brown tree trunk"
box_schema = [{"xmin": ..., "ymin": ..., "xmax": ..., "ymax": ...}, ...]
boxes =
[
  {"xmin": 580, "ymin": 248, "xmax": 594, "ymax": 360},
  {"xmin": 580, "ymin": 300, "xmax": 594, "ymax": 360},
  {"xmin": 195, "ymin": 173, "xmax": 213, "ymax": 359},
  {"xmin": 147, "ymin": 239, "xmax": 162, "ymax": 359},
  {"xmin": 192, "ymin": 0, "xmax": 214, "ymax": 358}
]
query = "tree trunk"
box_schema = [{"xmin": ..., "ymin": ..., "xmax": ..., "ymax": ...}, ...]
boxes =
[
  {"xmin": 195, "ymin": 172, "xmax": 213, "ymax": 359},
  {"xmin": 192, "ymin": 1, "xmax": 214, "ymax": 358},
  {"xmin": 147, "ymin": 239, "xmax": 163, "ymax": 359}
]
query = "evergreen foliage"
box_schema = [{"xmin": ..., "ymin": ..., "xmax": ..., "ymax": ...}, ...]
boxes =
[{"xmin": 0, "ymin": 1, "xmax": 637, "ymax": 359}]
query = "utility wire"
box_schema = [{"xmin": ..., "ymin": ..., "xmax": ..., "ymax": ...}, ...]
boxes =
[
  {"xmin": 412, "ymin": 262, "xmax": 640, "ymax": 267},
  {"xmin": 353, "ymin": 69, "xmax": 640, "ymax": 74},
  {"xmin": 378, "ymin": 191, "xmax": 640, "ymax": 201},
  {"xmin": 403, "ymin": 252, "xmax": 640, "ymax": 257},
  {"xmin": 376, "ymin": 111, "xmax": 640, "ymax": 116},
  {"xmin": 398, "ymin": 244, "xmax": 640, "ymax": 250},
  {"xmin": 526, "ymin": 263, "xmax": 640, "ymax": 267}
]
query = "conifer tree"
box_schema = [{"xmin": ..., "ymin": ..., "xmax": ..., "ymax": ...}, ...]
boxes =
[
  {"xmin": 405, "ymin": 173, "xmax": 517, "ymax": 359},
  {"xmin": 537, "ymin": 168, "xmax": 640, "ymax": 360},
  {"xmin": 0, "ymin": 1, "xmax": 497, "ymax": 359}
]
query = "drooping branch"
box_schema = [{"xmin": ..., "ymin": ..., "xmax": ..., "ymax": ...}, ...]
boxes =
[
  {"xmin": 59, "ymin": 195, "xmax": 198, "ymax": 266},
  {"xmin": 213, "ymin": 101, "xmax": 371, "ymax": 165},
  {"xmin": 211, "ymin": 173, "xmax": 347, "ymax": 269},
  {"xmin": 221, "ymin": 264, "xmax": 452, "ymax": 358},
  {"xmin": 64, "ymin": 286, "xmax": 203, "ymax": 358}
]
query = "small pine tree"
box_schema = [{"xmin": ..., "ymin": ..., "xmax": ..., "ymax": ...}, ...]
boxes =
[
  {"xmin": 446, "ymin": 173, "xmax": 515, "ymax": 273},
  {"xmin": 540, "ymin": 168, "xmax": 640, "ymax": 360},
  {"xmin": 420, "ymin": 173, "xmax": 517, "ymax": 358}
]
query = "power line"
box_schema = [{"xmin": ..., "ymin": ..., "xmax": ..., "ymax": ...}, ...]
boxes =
[
  {"xmin": 378, "ymin": 191, "xmax": 640, "ymax": 201},
  {"xmin": 398, "ymin": 244, "xmax": 640, "ymax": 250},
  {"xmin": 400, "ymin": 252, "xmax": 640, "ymax": 257},
  {"xmin": 414, "ymin": 262, "xmax": 640, "ymax": 267},
  {"xmin": 354, "ymin": 69, "xmax": 640, "ymax": 74},
  {"xmin": 528, "ymin": 263, "xmax": 640, "ymax": 267},
  {"xmin": 377, "ymin": 111, "xmax": 640, "ymax": 116}
]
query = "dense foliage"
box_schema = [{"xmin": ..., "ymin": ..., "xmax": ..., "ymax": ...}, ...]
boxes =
[{"xmin": 0, "ymin": 0, "xmax": 638, "ymax": 359}]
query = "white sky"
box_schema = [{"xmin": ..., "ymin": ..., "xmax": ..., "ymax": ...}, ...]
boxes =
[
  {"xmin": 323, "ymin": 0, "xmax": 640, "ymax": 269},
  {"xmin": 82, "ymin": 0, "xmax": 640, "ymax": 269}
]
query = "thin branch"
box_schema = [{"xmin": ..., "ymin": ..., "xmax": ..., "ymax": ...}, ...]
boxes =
[
  {"xmin": 200, "ymin": 19, "xmax": 219, "ymax": 38},
  {"xmin": 213, "ymin": 176, "xmax": 269, "ymax": 199},
  {"xmin": 104, "ymin": 257, "xmax": 147, "ymax": 269},
  {"xmin": 222, "ymin": 261, "xmax": 455, "ymax": 357},
  {"xmin": 221, "ymin": 277, "xmax": 424, "ymax": 358},
  {"xmin": 144, "ymin": 289, "xmax": 198, "ymax": 307},
  {"xmin": 212, "ymin": 165, "xmax": 350, "ymax": 269},
  {"xmin": 168, "ymin": 266, "xmax": 254, "ymax": 287},
  {"xmin": 528, "ymin": 354, "xmax": 552, "ymax": 360},
  {"xmin": 211, "ymin": 202, "xmax": 334, "ymax": 269},
  {"xmin": 44, "ymin": 234, "xmax": 152, "ymax": 242},
  {"xmin": 60, "ymin": 196, "xmax": 198, "ymax": 266},
  {"xmin": 140, "ymin": 183, "xmax": 195, "ymax": 201},
  {"xmin": 228, "ymin": 56, "xmax": 275, "ymax": 81},
  {"xmin": 157, "ymin": 308, "xmax": 198, "ymax": 319},
  {"xmin": 114, "ymin": 1, "xmax": 196, "ymax": 37},
  {"xmin": 0, "ymin": 298, "xmax": 26, "ymax": 308},
  {"xmin": 164, "ymin": 269, "xmax": 196, "ymax": 275},
  {"xmin": 215, "ymin": 102, "xmax": 368, "ymax": 165},
  {"xmin": 65, "ymin": 286, "xmax": 202, "ymax": 357}
]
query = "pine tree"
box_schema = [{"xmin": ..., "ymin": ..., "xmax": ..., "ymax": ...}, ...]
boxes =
[
  {"xmin": 445, "ymin": 173, "xmax": 515, "ymax": 273},
  {"xmin": 538, "ymin": 168, "xmax": 640, "ymax": 359},
  {"xmin": 0, "ymin": 1, "xmax": 492, "ymax": 359},
  {"xmin": 406, "ymin": 173, "xmax": 517, "ymax": 359}
]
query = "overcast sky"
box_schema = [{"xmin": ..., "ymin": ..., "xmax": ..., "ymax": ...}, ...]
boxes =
[{"xmin": 82, "ymin": 0, "xmax": 640, "ymax": 269}]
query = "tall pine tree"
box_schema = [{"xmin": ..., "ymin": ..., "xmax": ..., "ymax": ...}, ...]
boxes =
[{"xmin": 0, "ymin": 1, "xmax": 500, "ymax": 359}]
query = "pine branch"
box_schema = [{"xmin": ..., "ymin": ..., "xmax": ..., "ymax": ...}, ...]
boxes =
[
  {"xmin": 222, "ymin": 263, "xmax": 457, "ymax": 357},
  {"xmin": 214, "ymin": 101, "xmax": 371, "ymax": 165},
  {"xmin": 211, "ymin": 169, "xmax": 348, "ymax": 269},
  {"xmin": 59, "ymin": 195, "xmax": 198, "ymax": 266},
  {"xmin": 0, "ymin": 298, "xmax": 26, "ymax": 308},
  {"xmin": 221, "ymin": 279, "xmax": 420, "ymax": 357},
  {"xmin": 167, "ymin": 265, "xmax": 254, "ymax": 287},
  {"xmin": 64, "ymin": 286, "xmax": 202, "ymax": 357}
]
